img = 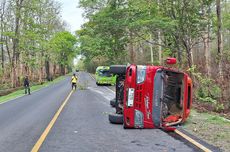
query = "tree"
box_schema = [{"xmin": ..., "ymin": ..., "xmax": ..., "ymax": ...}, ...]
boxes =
[
  {"xmin": 216, "ymin": 0, "xmax": 224, "ymax": 82},
  {"xmin": 50, "ymin": 31, "xmax": 77, "ymax": 75},
  {"xmin": 77, "ymin": 0, "xmax": 129, "ymax": 66},
  {"xmin": 0, "ymin": 0, "xmax": 6, "ymax": 74},
  {"xmin": 0, "ymin": 0, "xmax": 69, "ymax": 89}
]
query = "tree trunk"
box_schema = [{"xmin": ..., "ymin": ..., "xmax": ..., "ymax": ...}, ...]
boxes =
[
  {"xmin": 12, "ymin": 38, "xmax": 18, "ymax": 88},
  {"xmin": 1, "ymin": 37, "xmax": 4, "ymax": 73},
  {"xmin": 175, "ymin": 35, "xmax": 182, "ymax": 67},
  {"xmin": 216, "ymin": 0, "xmax": 224, "ymax": 82},
  {"xmin": 186, "ymin": 48, "xmax": 193, "ymax": 68},
  {"xmin": 39, "ymin": 62, "xmax": 43, "ymax": 83},
  {"xmin": 11, "ymin": 61, "xmax": 17, "ymax": 88},
  {"xmin": 45, "ymin": 59, "xmax": 51, "ymax": 81},
  {"xmin": 0, "ymin": 27, "xmax": 4, "ymax": 73},
  {"xmin": 183, "ymin": 39, "xmax": 193, "ymax": 68},
  {"xmin": 149, "ymin": 33, "xmax": 153, "ymax": 64},
  {"xmin": 5, "ymin": 37, "xmax": 11, "ymax": 62},
  {"xmin": 15, "ymin": 51, "xmax": 20, "ymax": 87},
  {"xmin": 25, "ymin": 64, "xmax": 28, "ymax": 75},
  {"xmin": 0, "ymin": 0, "xmax": 6, "ymax": 74},
  {"xmin": 60, "ymin": 64, "xmax": 65, "ymax": 75},
  {"xmin": 128, "ymin": 32, "xmax": 135, "ymax": 63},
  {"xmin": 203, "ymin": 33, "xmax": 211, "ymax": 77},
  {"xmin": 53, "ymin": 64, "xmax": 56, "ymax": 76},
  {"xmin": 202, "ymin": 4, "xmax": 211, "ymax": 77},
  {"xmin": 157, "ymin": 0, "xmax": 162, "ymax": 65},
  {"xmin": 11, "ymin": 0, "xmax": 24, "ymax": 88},
  {"xmin": 129, "ymin": 43, "xmax": 135, "ymax": 63},
  {"xmin": 158, "ymin": 31, "xmax": 162, "ymax": 65}
]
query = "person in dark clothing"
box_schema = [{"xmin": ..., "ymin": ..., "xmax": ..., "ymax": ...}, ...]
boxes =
[{"xmin": 24, "ymin": 76, "xmax": 31, "ymax": 95}]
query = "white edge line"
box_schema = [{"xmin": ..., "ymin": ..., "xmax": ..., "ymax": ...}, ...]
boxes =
[
  {"xmin": 0, "ymin": 78, "xmax": 67, "ymax": 105},
  {"xmin": 104, "ymin": 86, "xmax": 115, "ymax": 94},
  {"xmin": 89, "ymin": 73, "xmax": 115, "ymax": 94},
  {"xmin": 89, "ymin": 73, "xmax": 95, "ymax": 80},
  {"xmin": 0, "ymin": 88, "xmax": 45, "ymax": 105},
  {"xmin": 0, "ymin": 94, "xmax": 25, "ymax": 105}
]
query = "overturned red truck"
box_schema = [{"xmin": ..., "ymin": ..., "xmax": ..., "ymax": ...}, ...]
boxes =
[{"xmin": 108, "ymin": 58, "xmax": 192, "ymax": 130}]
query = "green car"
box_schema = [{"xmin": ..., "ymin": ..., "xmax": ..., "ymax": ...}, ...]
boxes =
[{"xmin": 95, "ymin": 66, "xmax": 116, "ymax": 85}]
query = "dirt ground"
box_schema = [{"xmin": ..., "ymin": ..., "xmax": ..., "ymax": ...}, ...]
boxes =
[{"xmin": 193, "ymin": 101, "xmax": 230, "ymax": 119}]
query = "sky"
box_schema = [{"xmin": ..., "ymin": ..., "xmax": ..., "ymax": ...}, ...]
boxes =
[{"xmin": 56, "ymin": 0, "xmax": 85, "ymax": 33}]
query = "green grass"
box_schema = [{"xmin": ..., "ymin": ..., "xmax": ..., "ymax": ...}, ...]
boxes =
[
  {"xmin": 0, "ymin": 76, "xmax": 66, "ymax": 104},
  {"xmin": 183, "ymin": 109, "xmax": 230, "ymax": 152},
  {"xmin": 184, "ymin": 109, "xmax": 230, "ymax": 125}
]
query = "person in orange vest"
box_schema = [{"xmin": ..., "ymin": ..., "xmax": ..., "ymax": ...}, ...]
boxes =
[{"xmin": 71, "ymin": 73, "xmax": 78, "ymax": 90}]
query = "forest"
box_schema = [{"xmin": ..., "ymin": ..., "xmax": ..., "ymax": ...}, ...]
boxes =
[
  {"xmin": 0, "ymin": 0, "xmax": 77, "ymax": 95},
  {"xmin": 77, "ymin": 0, "xmax": 230, "ymax": 115},
  {"xmin": 0, "ymin": 0, "xmax": 230, "ymax": 115}
]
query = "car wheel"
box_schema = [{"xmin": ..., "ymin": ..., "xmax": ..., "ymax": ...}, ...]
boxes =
[
  {"xmin": 108, "ymin": 113, "xmax": 123, "ymax": 124},
  {"xmin": 110, "ymin": 65, "xmax": 126, "ymax": 75},
  {"xmin": 110, "ymin": 98, "xmax": 116, "ymax": 107}
]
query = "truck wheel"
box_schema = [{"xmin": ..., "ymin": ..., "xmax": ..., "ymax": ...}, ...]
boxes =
[
  {"xmin": 110, "ymin": 65, "xmax": 126, "ymax": 75},
  {"xmin": 108, "ymin": 113, "xmax": 123, "ymax": 124},
  {"xmin": 110, "ymin": 98, "xmax": 116, "ymax": 107},
  {"xmin": 123, "ymin": 123, "xmax": 129, "ymax": 129}
]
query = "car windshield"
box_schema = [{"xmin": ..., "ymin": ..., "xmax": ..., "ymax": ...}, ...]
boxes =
[{"xmin": 98, "ymin": 69, "xmax": 112, "ymax": 77}]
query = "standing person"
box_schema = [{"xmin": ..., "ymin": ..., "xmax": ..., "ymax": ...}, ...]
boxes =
[
  {"xmin": 71, "ymin": 73, "xmax": 78, "ymax": 90},
  {"xmin": 24, "ymin": 76, "xmax": 31, "ymax": 95}
]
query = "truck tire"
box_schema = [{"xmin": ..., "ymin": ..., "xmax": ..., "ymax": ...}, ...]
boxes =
[
  {"xmin": 108, "ymin": 113, "xmax": 123, "ymax": 124},
  {"xmin": 123, "ymin": 123, "xmax": 129, "ymax": 129},
  {"xmin": 110, "ymin": 65, "xmax": 126, "ymax": 75},
  {"xmin": 110, "ymin": 98, "xmax": 116, "ymax": 107}
]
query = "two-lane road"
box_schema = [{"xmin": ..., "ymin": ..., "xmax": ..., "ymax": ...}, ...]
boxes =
[
  {"xmin": 0, "ymin": 76, "xmax": 72, "ymax": 152},
  {"xmin": 0, "ymin": 72, "xmax": 195, "ymax": 152}
]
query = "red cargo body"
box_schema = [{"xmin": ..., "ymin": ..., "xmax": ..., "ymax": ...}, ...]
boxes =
[{"xmin": 123, "ymin": 65, "xmax": 192, "ymax": 129}]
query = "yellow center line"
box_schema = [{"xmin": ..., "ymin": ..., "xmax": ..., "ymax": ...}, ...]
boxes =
[
  {"xmin": 31, "ymin": 90, "xmax": 74, "ymax": 152},
  {"xmin": 174, "ymin": 129, "xmax": 212, "ymax": 152}
]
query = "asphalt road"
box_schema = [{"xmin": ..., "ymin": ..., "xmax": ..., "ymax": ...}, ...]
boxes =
[{"xmin": 0, "ymin": 72, "xmax": 196, "ymax": 152}]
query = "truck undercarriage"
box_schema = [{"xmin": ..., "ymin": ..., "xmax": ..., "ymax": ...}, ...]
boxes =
[{"xmin": 108, "ymin": 64, "xmax": 192, "ymax": 129}]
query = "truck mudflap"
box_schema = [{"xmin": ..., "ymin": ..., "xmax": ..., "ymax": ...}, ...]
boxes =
[
  {"xmin": 162, "ymin": 125, "xmax": 177, "ymax": 131},
  {"xmin": 162, "ymin": 116, "xmax": 179, "ymax": 131},
  {"xmin": 152, "ymin": 69, "xmax": 164, "ymax": 128}
]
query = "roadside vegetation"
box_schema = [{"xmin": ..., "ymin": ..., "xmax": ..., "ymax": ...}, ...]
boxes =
[
  {"xmin": 0, "ymin": 0, "xmax": 229, "ymax": 150},
  {"xmin": 76, "ymin": 0, "xmax": 230, "ymax": 118},
  {"xmin": 77, "ymin": 0, "xmax": 230, "ymax": 150},
  {"xmin": 0, "ymin": 0, "xmax": 77, "ymax": 96},
  {"xmin": 0, "ymin": 75, "xmax": 66, "ymax": 104},
  {"xmin": 184, "ymin": 110, "xmax": 230, "ymax": 152}
]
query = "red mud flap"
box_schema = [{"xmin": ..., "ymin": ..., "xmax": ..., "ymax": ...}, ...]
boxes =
[
  {"xmin": 161, "ymin": 125, "xmax": 177, "ymax": 132},
  {"xmin": 161, "ymin": 115, "xmax": 181, "ymax": 132}
]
